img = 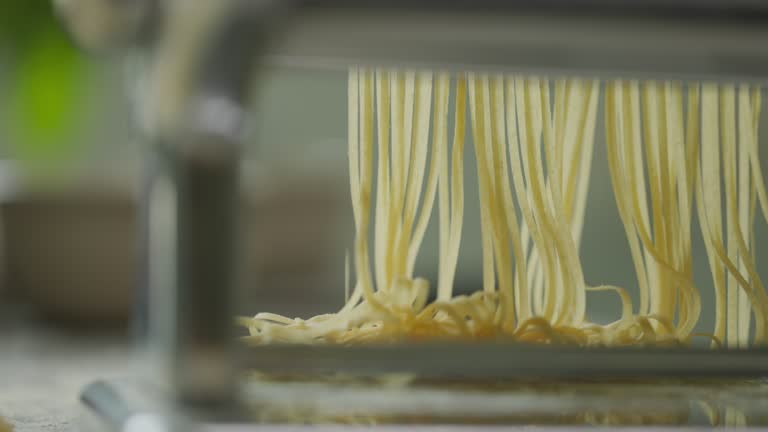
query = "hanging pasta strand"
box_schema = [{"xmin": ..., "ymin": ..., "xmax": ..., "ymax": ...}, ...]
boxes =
[
  {"xmin": 605, "ymin": 81, "xmax": 650, "ymax": 320},
  {"xmin": 514, "ymin": 77, "xmax": 561, "ymax": 321},
  {"xmin": 437, "ymin": 75, "xmax": 467, "ymax": 301},
  {"xmin": 673, "ymin": 82, "xmax": 700, "ymax": 338},
  {"xmin": 605, "ymin": 80, "xmax": 701, "ymax": 343},
  {"xmin": 467, "ymin": 74, "xmax": 498, "ymax": 297},
  {"xmin": 696, "ymin": 83, "xmax": 768, "ymax": 347},
  {"xmin": 737, "ymin": 85, "xmax": 752, "ymax": 347},
  {"xmin": 244, "ymin": 70, "xmax": 766, "ymax": 349},
  {"xmin": 373, "ymin": 70, "xmax": 392, "ymax": 293},
  {"xmin": 402, "ymin": 72, "xmax": 436, "ymax": 278},
  {"xmin": 565, "ymin": 80, "xmax": 600, "ymax": 250},
  {"xmin": 492, "ymin": 76, "xmax": 528, "ymax": 324},
  {"xmin": 339, "ymin": 67, "xmax": 378, "ymax": 314},
  {"xmin": 722, "ymin": 85, "xmax": 741, "ymax": 348}
]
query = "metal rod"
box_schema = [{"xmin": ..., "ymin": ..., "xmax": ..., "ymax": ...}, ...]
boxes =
[
  {"xmin": 80, "ymin": 381, "xmax": 136, "ymax": 431},
  {"xmin": 143, "ymin": 0, "xmax": 265, "ymax": 411},
  {"xmin": 246, "ymin": 0, "xmax": 768, "ymax": 82},
  {"xmin": 241, "ymin": 344, "xmax": 768, "ymax": 378},
  {"xmin": 156, "ymin": 136, "xmax": 240, "ymax": 406},
  {"xmin": 294, "ymin": 0, "xmax": 768, "ymax": 16},
  {"xmin": 80, "ymin": 380, "xmax": 196, "ymax": 432}
]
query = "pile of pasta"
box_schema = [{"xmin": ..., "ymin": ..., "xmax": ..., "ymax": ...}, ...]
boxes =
[{"xmin": 242, "ymin": 70, "xmax": 767, "ymax": 348}]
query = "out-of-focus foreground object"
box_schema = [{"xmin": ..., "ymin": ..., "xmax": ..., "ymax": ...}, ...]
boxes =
[{"xmin": 53, "ymin": 0, "xmax": 157, "ymax": 51}]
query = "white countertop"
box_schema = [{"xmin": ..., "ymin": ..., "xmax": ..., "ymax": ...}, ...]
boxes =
[{"xmin": 0, "ymin": 311, "xmax": 132, "ymax": 432}]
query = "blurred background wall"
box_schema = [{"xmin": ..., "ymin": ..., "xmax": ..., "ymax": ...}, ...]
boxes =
[
  {"xmin": 0, "ymin": 0, "xmax": 138, "ymax": 324},
  {"xmin": 3, "ymin": 0, "xmax": 768, "ymax": 336}
]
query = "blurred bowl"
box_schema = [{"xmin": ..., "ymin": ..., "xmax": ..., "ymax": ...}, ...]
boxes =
[
  {"xmin": 0, "ymin": 174, "xmax": 348, "ymax": 324},
  {"xmin": 1, "ymin": 186, "xmax": 136, "ymax": 324}
]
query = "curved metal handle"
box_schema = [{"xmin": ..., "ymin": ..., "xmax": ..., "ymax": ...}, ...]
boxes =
[{"xmin": 54, "ymin": 0, "xmax": 158, "ymax": 51}]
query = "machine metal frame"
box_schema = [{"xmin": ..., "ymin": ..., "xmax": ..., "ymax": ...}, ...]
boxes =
[{"xmin": 55, "ymin": 0, "xmax": 768, "ymax": 429}]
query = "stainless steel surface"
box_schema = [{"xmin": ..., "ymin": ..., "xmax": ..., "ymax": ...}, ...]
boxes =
[
  {"xmin": 256, "ymin": 1, "xmax": 768, "ymax": 82},
  {"xmin": 79, "ymin": 380, "xmax": 191, "ymax": 432},
  {"xmin": 81, "ymin": 381, "xmax": 137, "ymax": 431},
  {"xmin": 242, "ymin": 344, "xmax": 768, "ymax": 379},
  {"xmin": 143, "ymin": 0, "xmax": 259, "ymax": 409},
  {"xmin": 141, "ymin": 1, "xmax": 768, "ymax": 409},
  {"xmin": 69, "ymin": 0, "xmax": 768, "ymax": 80},
  {"xmin": 148, "ymin": 136, "xmax": 241, "ymax": 407},
  {"xmin": 243, "ymin": 378, "xmax": 768, "ymax": 425},
  {"xmin": 78, "ymin": 377, "xmax": 768, "ymax": 429}
]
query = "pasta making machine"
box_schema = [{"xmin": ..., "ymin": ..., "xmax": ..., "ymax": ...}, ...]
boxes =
[{"xmin": 55, "ymin": 0, "xmax": 768, "ymax": 430}]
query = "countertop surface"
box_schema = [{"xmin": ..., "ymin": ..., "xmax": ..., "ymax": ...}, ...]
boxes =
[
  {"xmin": 0, "ymin": 311, "xmax": 132, "ymax": 432},
  {"xmin": 2, "ymin": 310, "xmax": 766, "ymax": 432}
]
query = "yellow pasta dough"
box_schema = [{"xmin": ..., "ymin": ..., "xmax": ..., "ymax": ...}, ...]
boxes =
[{"xmin": 242, "ymin": 71, "xmax": 765, "ymax": 348}]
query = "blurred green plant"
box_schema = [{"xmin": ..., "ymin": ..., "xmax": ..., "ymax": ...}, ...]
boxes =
[
  {"xmin": 1, "ymin": 0, "xmax": 91, "ymax": 174},
  {"xmin": 0, "ymin": 0, "xmax": 51, "ymax": 54}
]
